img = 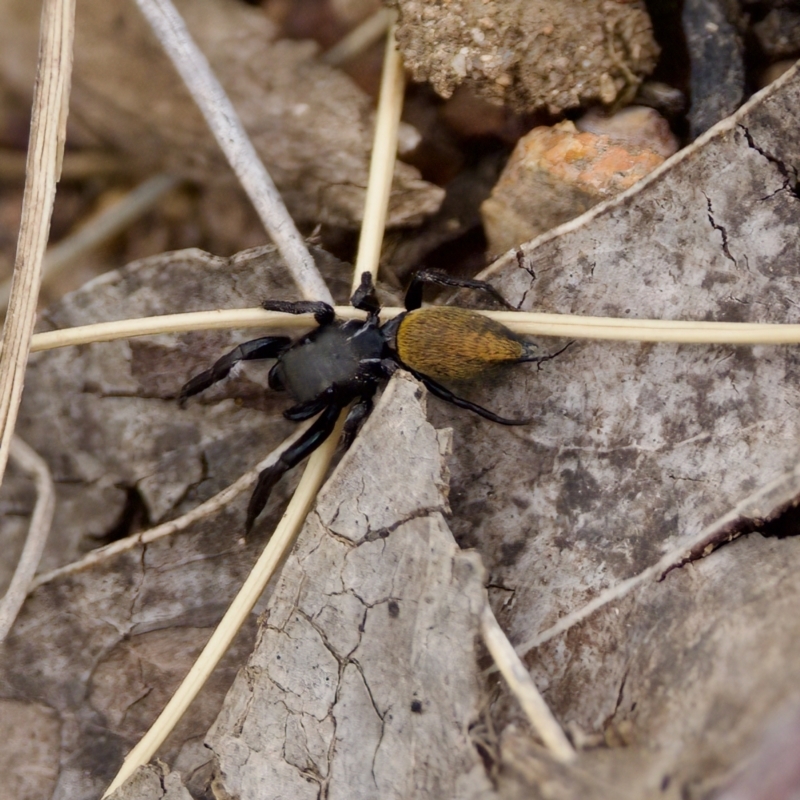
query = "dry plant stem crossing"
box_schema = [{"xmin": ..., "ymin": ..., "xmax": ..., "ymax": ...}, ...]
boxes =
[
  {"xmin": 29, "ymin": 418, "xmax": 316, "ymax": 591},
  {"xmin": 351, "ymin": 18, "xmax": 404, "ymax": 293},
  {"xmin": 29, "ymin": 308, "xmax": 800, "ymax": 355},
  {"xmin": 0, "ymin": 0, "xmax": 75, "ymax": 495},
  {"xmin": 0, "ymin": 436, "xmax": 55, "ymax": 641},
  {"xmin": 133, "ymin": 0, "xmax": 332, "ymax": 304},
  {"xmin": 0, "ymin": 147, "xmax": 126, "ymax": 180},
  {"xmin": 104, "ymin": 19, "xmax": 401, "ymax": 797}
]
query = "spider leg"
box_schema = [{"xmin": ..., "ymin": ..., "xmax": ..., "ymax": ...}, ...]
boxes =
[
  {"xmin": 246, "ymin": 403, "xmax": 342, "ymax": 532},
  {"xmin": 283, "ymin": 385, "xmax": 340, "ymax": 421},
  {"xmin": 261, "ymin": 299, "xmax": 335, "ymax": 326},
  {"xmin": 179, "ymin": 336, "xmax": 292, "ymax": 405},
  {"xmin": 342, "ymin": 392, "xmax": 375, "ymax": 449},
  {"xmin": 404, "ymin": 269, "xmax": 516, "ymax": 311},
  {"xmin": 408, "ymin": 368, "xmax": 530, "ymax": 426},
  {"xmin": 349, "ymin": 272, "xmax": 381, "ymax": 319}
]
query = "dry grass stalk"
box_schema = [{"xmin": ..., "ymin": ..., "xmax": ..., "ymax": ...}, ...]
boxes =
[
  {"xmin": 0, "ymin": 436, "xmax": 55, "ymax": 641},
  {"xmin": 102, "ymin": 410, "xmax": 348, "ymax": 798},
  {"xmin": 0, "ymin": 0, "xmax": 75, "ymax": 494},
  {"xmin": 514, "ymin": 462, "xmax": 800, "ymax": 658},
  {"xmin": 29, "ymin": 307, "xmax": 800, "ymax": 356},
  {"xmin": 133, "ymin": 0, "xmax": 332, "ymax": 303},
  {"xmin": 321, "ymin": 7, "xmax": 395, "ymax": 67},
  {"xmin": 351, "ymin": 19, "xmax": 404, "ymax": 292},
  {"xmin": 0, "ymin": 147, "xmax": 127, "ymax": 180},
  {"xmin": 480, "ymin": 602, "xmax": 577, "ymax": 762}
]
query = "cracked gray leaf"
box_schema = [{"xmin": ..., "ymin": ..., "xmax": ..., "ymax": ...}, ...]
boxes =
[
  {"xmin": 0, "ymin": 541, "xmax": 260, "ymax": 800},
  {"xmin": 428, "ymin": 62, "xmax": 800, "ymax": 797},
  {"xmin": 206, "ymin": 374, "xmax": 491, "ymax": 800},
  {"xmin": 108, "ymin": 763, "xmax": 192, "ymax": 800},
  {"xmin": 0, "ymin": 246, "xmax": 353, "ymax": 800}
]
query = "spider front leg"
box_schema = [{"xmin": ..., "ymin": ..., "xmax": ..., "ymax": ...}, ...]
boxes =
[
  {"xmin": 350, "ymin": 272, "xmax": 381, "ymax": 320},
  {"xmin": 283, "ymin": 385, "xmax": 343, "ymax": 421},
  {"xmin": 342, "ymin": 391, "xmax": 376, "ymax": 449},
  {"xmin": 404, "ymin": 269, "xmax": 517, "ymax": 311},
  {"xmin": 246, "ymin": 402, "xmax": 342, "ymax": 532},
  {"xmin": 262, "ymin": 298, "xmax": 335, "ymax": 326},
  {"xmin": 179, "ymin": 336, "xmax": 292, "ymax": 405}
]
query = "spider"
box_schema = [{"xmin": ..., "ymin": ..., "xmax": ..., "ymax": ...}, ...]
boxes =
[{"xmin": 179, "ymin": 270, "xmax": 568, "ymax": 531}]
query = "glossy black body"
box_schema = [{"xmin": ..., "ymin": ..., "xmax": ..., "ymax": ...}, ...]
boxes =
[{"xmin": 270, "ymin": 320, "xmax": 386, "ymax": 404}]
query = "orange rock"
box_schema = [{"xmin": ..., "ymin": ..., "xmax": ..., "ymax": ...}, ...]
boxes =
[{"xmin": 481, "ymin": 120, "xmax": 667, "ymax": 254}]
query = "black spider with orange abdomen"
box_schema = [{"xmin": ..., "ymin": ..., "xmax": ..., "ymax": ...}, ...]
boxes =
[{"xmin": 179, "ymin": 270, "xmax": 567, "ymax": 532}]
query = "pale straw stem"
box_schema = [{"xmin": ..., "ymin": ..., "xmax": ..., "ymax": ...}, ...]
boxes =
[{"xmin": 133, "ymin": 0, "xmax": 331, "ymax": 303}]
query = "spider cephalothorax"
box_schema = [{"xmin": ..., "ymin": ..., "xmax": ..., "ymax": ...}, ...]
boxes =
[{"xmin": 179, "ymin": 270, "xmax": 566, "ymax": 531}]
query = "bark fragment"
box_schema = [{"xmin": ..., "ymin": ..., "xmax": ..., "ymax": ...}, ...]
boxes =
[{"xmin": 207, "ymin": 374, "xmax": 491, "ymax": 800}]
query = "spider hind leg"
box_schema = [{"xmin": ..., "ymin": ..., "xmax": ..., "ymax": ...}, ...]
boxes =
[
  {"xmin": 519, "ymin": 340, "xmax": 573, "ymax": 368},
  {"xmin": 410, "ymin": 369, "xmax": 530, "ymax": 426}
]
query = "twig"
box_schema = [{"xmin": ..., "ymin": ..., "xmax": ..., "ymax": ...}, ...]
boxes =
[
  {"xmin": 0, "ymin": 436, "xmax": 55, "ymax": 641},
  {"xmin": 132, "ymin": 0, "xmax": 332, "ymax": 304},
  {"xmin": 28, "ymin": 307, "xmax": 800, "ymax": 356},
  {"xmin": 322, "ymin": 7, "xmax": 395, "ymax": 67},
  {"xmin": 29, "ymin": 418, "xmax": 316, "ymax": 591},
  {"xmin": 351, "ymin": 18, "xmax": 404, "ymax": 292},
  {"xmin": 480, "ymin": 601, "xmax": 576, "ymax": 762},
  {"xmin": 514, "ymin": 462, "xmax": 800, "ymax": 658},
  {"xmin": 0, "ymin": 174, "xmax": 180, "ymax": 313},
  {"xmin": 102, "ymin": 409, "xmax": 348, "ymax": 798},
  {"xmin": 0, "ymin": 0, "xmax": 75, "ymax": 492}
]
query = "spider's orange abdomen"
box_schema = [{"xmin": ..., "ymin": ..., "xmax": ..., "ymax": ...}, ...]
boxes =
[{"xmin": 396, "ymin": 307, "xmax": 527, "ymax": 383}]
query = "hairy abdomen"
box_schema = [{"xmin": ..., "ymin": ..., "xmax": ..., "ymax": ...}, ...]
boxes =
[{"xmin": 396, "ymin": 307, "xmax": 527, "ymax": 383}]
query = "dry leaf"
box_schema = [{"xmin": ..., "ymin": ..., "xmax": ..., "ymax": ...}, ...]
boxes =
[
  {"xmin": 0, "ymin": 0, "xmax": 443, "ymax": 228},
  {"xmin": 435, "ymin": 62, "xmax": 800, "ymax": 797},
  {"xmin": 205, "ymin": 374, "xmax": 491, "ymax": 799}
]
